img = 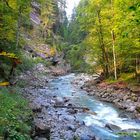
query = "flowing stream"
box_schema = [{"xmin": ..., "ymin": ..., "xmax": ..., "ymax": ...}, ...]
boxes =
[{"xmin": 48, "ymin": 74, "xmax": 140, "ymax": 140}]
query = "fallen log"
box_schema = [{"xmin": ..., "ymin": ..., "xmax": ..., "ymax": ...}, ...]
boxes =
[
  {"xmin": 54, "ymin": 105, "xmax": 89, "ymax": 111},
  {"xmin": 54, "ymin": 105, "xmax": 97, "ymax": 116},
  {"xmin": 85, "ymin": 111, "xmax": 97, "ymax": 116}
]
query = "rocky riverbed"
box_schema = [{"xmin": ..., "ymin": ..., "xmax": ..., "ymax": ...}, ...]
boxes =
[
  {"xmin": 19, "ymin": 65, "xmax": 99, "ymax": 140},
  {"xmin": 18, "ymin": 64, "xmax": 140, "ymax": 140},
  {"xmin": 73, "ymin": 74, "xmax": 140, "ymax": 119}
]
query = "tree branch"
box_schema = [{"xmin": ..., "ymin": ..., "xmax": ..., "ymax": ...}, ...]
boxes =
[{"xmin": 4, "ymin": 0, "xmax": 13, "ymax": 9}]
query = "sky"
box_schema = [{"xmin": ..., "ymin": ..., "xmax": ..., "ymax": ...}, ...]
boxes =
[{"xmin": 65, "ymin": 0, "xmax": 80, "ymax": 18}]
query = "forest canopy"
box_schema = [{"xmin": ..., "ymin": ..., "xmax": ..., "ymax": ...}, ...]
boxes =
[{"xmin": 64, "ymin": 0, "xmax": 140, "ymax": 81}]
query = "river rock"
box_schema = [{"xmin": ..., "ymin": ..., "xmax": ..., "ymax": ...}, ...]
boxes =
[
  {"xmin": 55, "ymin": 97, "xmax": 64, "ymax": 105},
  {"xmin": 113, "ymin": 99, "xmax": 121, "ymax": 104},
  {"xmin": 59, "ymin": 115, "xmax": 75, "ymax": 122},
  {"xmin": 75, "ymin": 126, "xmax": 96, "ymax": 140},
  {"xmin": 67, "ymin": 109, "xmax": 78, "ymax": 114},
  {"xmin": 105, "ymin": 123, "xmax": 121, "ymax": 132},
  {"xmin": 66, "ymin": 124, "xmax": 76, "ymax": 131},
  {"xmin": 119, "ymin": 113, "xmax": 129, "ymax": 118},
  {"xmin": 123, "ymin": 95, "xmax": 129, "ymax": 101},
  {"xmin": 127, "ymin": 105, "xmax": 136, "ymax": 112}
]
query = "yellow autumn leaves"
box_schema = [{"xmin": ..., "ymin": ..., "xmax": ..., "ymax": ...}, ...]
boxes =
[
  {"xmin": 0, "ymin": 82, "xmax": 9, "ymax": 87},
  {"xmin": 0, "ymin": 51, "xmax": 17, "ymax": 59}
]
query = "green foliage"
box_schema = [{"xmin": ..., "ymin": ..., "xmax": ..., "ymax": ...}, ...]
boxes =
[
  {"xmin": 0, "ymin": 88, "xmax": 32, "ymax": 140},
  {"xmin": 0, "ymin": 51, "xmax": 17, "ymax": 59},
  {"xmin": 17, "ymin": 54, "xmax": 34, "ymax": 72},
  {"xmin": 64, "ymin": 44, "xmax": 91, "ymax": 72},
  {"xmin": 117, "ymin": 132, "xmax": 140, "ymax": 140},
  {"xmin": 67, "ymin": 0, "xmax": 140, "ymax": 80},
  {"xmin": 0, "ymin": 0, "xmax": 66, "ymax": 80}
]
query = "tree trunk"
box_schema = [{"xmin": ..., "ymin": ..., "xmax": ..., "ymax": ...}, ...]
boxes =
[
  {"xmin": 111, "ymin": 30, "xmax": 117, "ymax": 80},
  {"xmin": 111, "ymin": 0, "xmax": 117, "ymax": 80},
  {"xmin": 135, "ymin": 55, "xmax": 140, "ymax": 82},
  {"xmin": 97, "ymin": 10, "xmax": 109, "ymax": 78}
]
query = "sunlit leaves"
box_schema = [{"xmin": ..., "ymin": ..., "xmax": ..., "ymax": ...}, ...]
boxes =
[
  {"xmin": 0, "ymin": 51, "xmax": 17, "ymax": 59},
  {"xmin": 8, "ymin": 0, "xmax": 18, "ymax": 10},
  {"xmin": 0, "ymin": 82, "xmax": 9, "ymax": 86},
  {"xmin": 70, "ymin": 0, "xmax": 140, "ymax": 77}
]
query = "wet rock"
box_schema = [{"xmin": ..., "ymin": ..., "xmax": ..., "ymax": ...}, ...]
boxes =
[
  {"xmin": 76, "ymin": 120, "xmax": 85, "ymax": 126},
  {"xmin": 105, "ymin": 123, "xmax": 121, "ymax": 132},
  {"xmin": 75, "ymin": 126, "xmax": 96, "ymax": 140},
  {"xmin": 119, "ymin": 113, "xmax": 129, "ymax": 118},
  {"xmin": 67, "ymin": 109, "xmax": 78, "ymax": 114},
  {"xmin": 134, "ymin": 119, "xmax": 140, "ymax": 123}
]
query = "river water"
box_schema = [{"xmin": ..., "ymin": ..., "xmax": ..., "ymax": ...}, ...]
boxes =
[{"xmin": 48, "ymin": 74, "xmax": 140, "ymax": 140}]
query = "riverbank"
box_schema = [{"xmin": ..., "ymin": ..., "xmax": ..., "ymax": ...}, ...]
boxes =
[{"xmin": 73, "ymin": 74, "xmax": 140, "ymax": 119}]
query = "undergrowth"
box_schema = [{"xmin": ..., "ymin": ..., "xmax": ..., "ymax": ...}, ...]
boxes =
[
  {"xmin": 0, "ymin": 87, "xmax": 32, "ymax": 140},
  {"xmin": 105, "ymin": 73, "xmax": 140, "ymax": 85}
]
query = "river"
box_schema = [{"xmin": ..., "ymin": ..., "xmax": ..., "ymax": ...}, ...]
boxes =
[{"xmin": 47, "ymin": 73, "xmax": 140, "ymax": 140}]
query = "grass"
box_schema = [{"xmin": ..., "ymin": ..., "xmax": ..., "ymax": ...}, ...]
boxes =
[
  {"xmin": 118, "ymin": 73, "xmax": 135, "ymax": 82},
  {"xmin": 0, "ymin": 87, "xmax": 32, "ymax": 140},
  {"xmin": 105, "ymin": 72, "xmax": 140, "ymax": 85},
  {"xmin": 117, "ymin": 132, "xmax": 140, "ymax": 140}
]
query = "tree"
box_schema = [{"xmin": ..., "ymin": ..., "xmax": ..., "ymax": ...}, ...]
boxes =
[{"xmin": 66, "ymin": 0, "xmax": 140, "ymax": 80}]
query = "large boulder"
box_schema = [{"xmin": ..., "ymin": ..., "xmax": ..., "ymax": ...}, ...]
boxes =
[{"xmin": 105, "ymin": 123, "xmax": 121, "ymax": 132}]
